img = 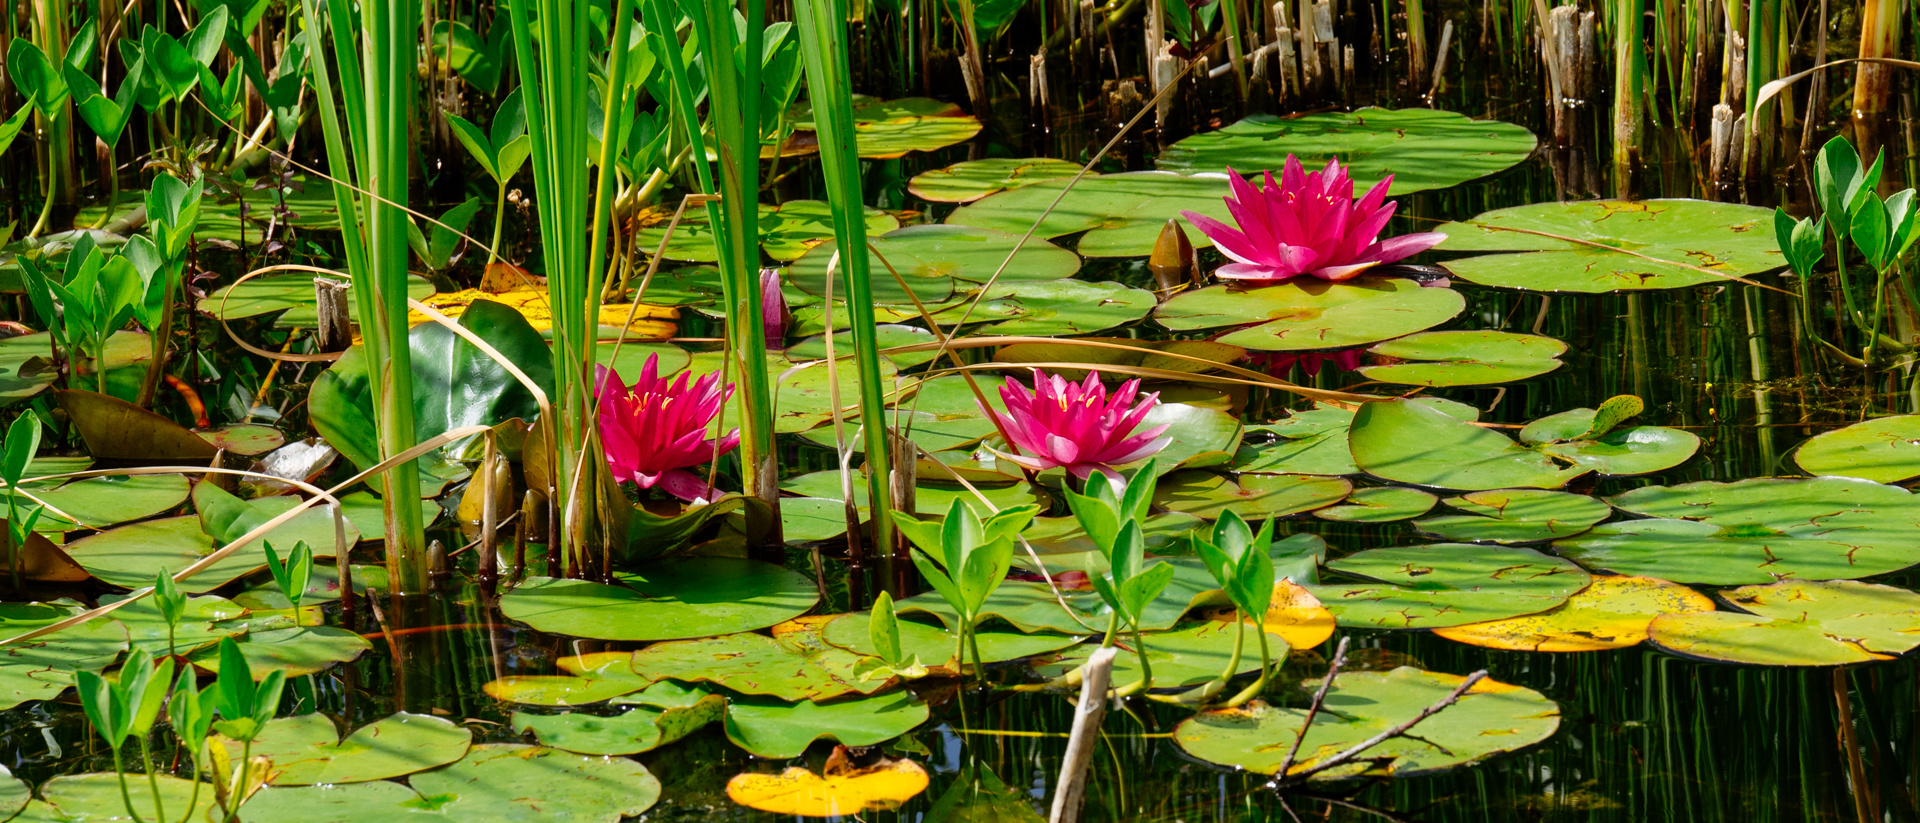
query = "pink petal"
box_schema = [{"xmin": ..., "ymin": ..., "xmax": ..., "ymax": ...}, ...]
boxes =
[{"xmin": 1358, "ymin": 231, "xmax": 1448, "ymax": 266}]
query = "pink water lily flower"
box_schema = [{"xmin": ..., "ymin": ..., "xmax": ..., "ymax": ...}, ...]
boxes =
[
  {"xmin": 760, "ymin": 268, "xmax": 788, "ymax": 349},
  {"xmin": 983, "ymin": 369, "xmax": 1172, "ymax": 483},
  {"xmin": 1180, "ymin": 157, "xmax": 1446, "ymax": 282},
  {"xmin": 596, "ymin": 354, "xmax": 739, "ymax": 502}
]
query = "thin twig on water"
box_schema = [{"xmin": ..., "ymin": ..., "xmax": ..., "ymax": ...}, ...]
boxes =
[
  {"xmin": 1274, "ymin": 668, "xmax": 1491, "ymax": 789},
  {"xmin": 1274, "ymin": 636, "xmax": 1350, "ymax": 777}
]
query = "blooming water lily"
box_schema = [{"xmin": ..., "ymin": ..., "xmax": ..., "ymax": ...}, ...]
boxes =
[
  {"xmin": 597, "ymin": 354, "xmax": 739, "ymax": 502},
  {"xmin": 1180, "ymin": 156, "xmax": 1446, "ymax": 282},
  {"xmin": 983, "ymin": 369, "xmax": 1172, "ymax": 482}
]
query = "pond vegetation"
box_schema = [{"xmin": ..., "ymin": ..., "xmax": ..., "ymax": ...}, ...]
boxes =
[{"xmin": 0, "ymin": 0, "xmax": 1917, "ymax": 819}]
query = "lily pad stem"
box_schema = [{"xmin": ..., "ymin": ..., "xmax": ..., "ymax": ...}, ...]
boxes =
[
  {"xmin": 111, "ymin": 746, "xmax": 147, "ymax": 823},
  {"xmin": 141, "ymin": 735, "xmax": 168, "ymax": 823}
]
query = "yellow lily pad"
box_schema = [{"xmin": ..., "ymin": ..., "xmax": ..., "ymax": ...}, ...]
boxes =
[
  {"xmin": 409, "ymin": 286, "xmax": 677, "ymax": 338},
  {"xmin": 1262, "ymin": 580, "xmax": 1336, "ymax": 650},
  {"xmin": 726, "ymin": 758, "xmax": 930, "ymax": 817},
  {"xmin": 1434, "ymin": 575, "xmax": 1714, "ymax": 652}
]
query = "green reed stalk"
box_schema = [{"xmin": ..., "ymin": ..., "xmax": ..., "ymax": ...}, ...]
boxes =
[
  {"xmin": 298, "ymin": 0, "xmax": 429, "ymax": 591},
  {"xmin": 1221, "ymin": 0, "xmax": 1250, "ymax": 97},
  {"xmin": 1742, "ymin": 0, "xmax": 1781, "ymax": 174},
  {"xmin": 1612, "ymin": 0, "xmax": 1644, "ymax": 179},
  {"xmin": 793, "ymin": 0, "xmax": 897, "ymax": 565}
]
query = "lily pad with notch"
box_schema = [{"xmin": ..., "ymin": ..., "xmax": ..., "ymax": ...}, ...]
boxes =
[
  {"xmin": 1155, "ymin": 277, "xmax": 1465, "ymax": 352},
  {"xmin": 1357, "ymin": 330, "xmax": 1567, "ymax": 387},
  {"xmin": 1035, "ymin": 619, "xmax": 1286, "ymax": 690},
  {"xmin": 513, "ymin": 686, "xmax": 726, "ymax": 755},
  {"xmin": 1154, "ymin": 108, "xmax": 1538, "ymax": 194},
  {"xmin": 1792, "ymin": 415, "xmax": 1920, "ymax": 483},
  {"xmin": 1348, "ymin": 398, "xmax": 1590, "ymax": 490},
  {"xmin": 1516, "ymin": 395, "xmax": 1700, "ymax": 476},
  {"xmin": 1434, "ymin": 199, "xmax": 1784, "ymax": 292},
  {"xmin": 220, "ymin": 712, "xmax": 471, "ymax": 786},
  {"xmin": 724, "ymin": 690, "xmax": 931, "ymax": 759}
]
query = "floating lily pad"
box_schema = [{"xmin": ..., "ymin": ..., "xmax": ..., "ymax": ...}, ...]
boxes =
[
  {"xmin": 1036, "ymin": 620, "xmax": 1284, "ymax": 689},
  {"xmin": 1257, "ymin": 580, "xmax": 1337, "ymax": 649},
  {"xmin": 945, "ymin": 172, "xmax": 1234, "ymax": 258},
  {"xmin": 909, "ymin": 157, "xmax": 1084, "ymax": 202},
  {"xmin": 724, "ymin": 691, "xmax": 930, "ymax": 758},
  {"xmin": 1647, "ymin": 579, "xmax": 1920, "ymax": 666},
  {"xmin": 1153, "ymin": 470, "xmax": 1352, "ymax": 519},
  {"xmin": 819, "ymin": 613, "xmax": 1084, "ymax": 673},
  {"xmin": 1793, "ymin": 415, "xmax": 1920, "ymax": 483},
  {"xmin": 0, "ymin": 331, "xmax": 150, "ymax": 407},
  {"xmin": 788, "ymin": 325, "xmax": 941, "ymax": 370},
  {"xmin": 64, "ymin": 499, "xmax": 352, "ymax": 592},
  {"xmin": 13, "ymin": 774, "xmax": 215, "ymax": 823},
  {"xmin": 993, "ymin": 338, "xmax": 1246, "ymax": 380},
  {"xmin": 407, "ymin": 744, "xmax": 661, "ymax": 822},
  {"xmin": 1174, "ymin": 668, "xmax": 1560, "ymax": 777},
  {"xmin": 1314, "ymin": 486, "xmax": 1437, "ymax": 522},
  {"xmin": 1349, "ymin": 398, "xmax": 1589, "ymax": 490},
  {"xmin": 779, "ymin": 471, "xmax": 1039, "ymax": 518},
  {"xmin": 789, "ymin": 224, "xmax": 1081, "ymax": 305},
  {"xmin": 0, "ymin": 606, "xmax": 126, "ymax": 710},
  {"xmin": 1434, "ymin": 575, "xmax": 1714, "ymax": 651},
  {"xmin": 1517, "ymin": 406, "xmax": 1700, "ymax": 476},
  {"xmin": 189, "ymin": 625, "xmax": 372, "ymax": 678},
  {"xmin": 499, "ymin": 557, "xmax": 818, "ymax": 641},
  {"xmin": 941, "ymin": 280, "xmax": 1156, "ymax": 336},
  {"xmin": 1414, "ymin": 489, "xmax": 1611, "ymax": 543},
  {"xmin": 727, "ymin": 759, "xmax": 929, "ymax": 817},
  {"xmin": 1155, "ymin": 278, "xmax": 1465, "ymax": 352},
  {"xmin": 633, "ymin": 201, "xmax": 899, "ymax": 263},
  {"xmin": 789, "ymin": 96, "xmax": 983, "ymax": 158},
  {"xmin": 765, "ymin": 354, "xmax": 902, "ymax": 434},
  {"xmin": 0, "ymin": 766, "xmax": 24, "ymax": 820},
  {"xmin": 1553, "ymin": 477, "xmax": 1920, "ymax": 584},
  {"xmin": 513, "ymin": 690, "xmax": 726, "ymax": 755},
  {"xmin": 221, "ymin": 712, "xmax": 471, "ymax": 785},
  {"xmin": 483, "ymin": 652, "xmax": 651, "ymax": 707},
  {"xmin": 1233, "ymin": 408, "xmax": 1359, "ymax": 475},
  {"xmin": 1309, "ymin": 544, "xmax": 1591, "ymax": 629},
  {"xmin": 1434, "ymin": 200, "xmax": 1783, "ymax": 292},
  {"xmin": 628, "ymin": 622, "xmax": 885, "ymax": 702},
  {"xmin": 1154, "ymin": 108, "xmax": 1538, "ymax": 194},
  {"xmin": 1133, "ymin": 403, "xmax": 1244, "ymax": 474},
  {"xmin": 208, "ymin": 273, "xmax": 437, "ymax": 327},
  {"xmin": 1020, "ymin": 512, "xmax": 1202, "ymax": 557},
  {"xmin": 23, "ymin": 474, "xmax": 190, "ymax": 532},
  {"xmin": 104, "ymin": 591, "xmax": 246, "ymax": 657},
  {"xmin": 1357, "ymin": 331, "xmax": 1567, "ymax": 386}
]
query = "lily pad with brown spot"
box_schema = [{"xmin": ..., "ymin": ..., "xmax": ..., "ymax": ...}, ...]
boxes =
[
  {"xmin": 1646, "ymin": 579, "xmax": 1920, "ymax": 666},
  {"xmin": 1434, "ymin": 199, "xmax": 1783, "ymax": 292},
  {"xmin": 909, "ymin": 157, "xmax": 1084, "ymax": 202},
  {"xmin": 1314, "ymin": 486, "xmax": 1437, "ymax": 522},
  {"xmin": 482, "ymin": 652, "xmax": 653, "ymax": 706},
  {"xmin": 1308, "ymin": 544, "xmax": 1591, "ymax": 629},
  {"xmin": 627, "ymin": 619, "xmax": 888, "ymax": 701},
  {"xmin": 1435, "ymin": 575, "xmax": 1713, "ymax": 651},
  {"xmin": 1414, "ymin": 489, "xmax": 1611, "ymax": 543},
  {"xmin": 220, "ymin": 712, "xmax": 472, "ymax": 785},
  {"xmin": 1152, "ymin": 470, "xmax": 1352, "ymax": 519},
  {"xmin": 1792, "ymin": 415, "xmax": 1920, "ymax": 483}
]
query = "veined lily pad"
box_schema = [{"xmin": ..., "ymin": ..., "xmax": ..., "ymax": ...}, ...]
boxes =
[
  {"xmin": 628, "ymin": 619, "xmax": 887, "ymax": 702},
  {"xmin": 788, "ymin": 325, "xmax": 941, "ymax": 370},
  {"xmin": 940, "ymin": 280, "xmax": 1156, "ymax": 336},
  {"xmin": 1256, "ymin": 580, "xmax": 1337, "ymax": 649},
  {"xmin": 1357, "ymin": 331, "xmax": 1567, "ymax": 386},
  {"xmin": 909, "ymin": 157, "xmax": 1083, "ymax": 202},
  {"xmin": 1793, "ymin": 415, "xmax": 1920, "ymax": 483},
  {"xmin": 513, "ymin": 689, "xmax": 726, "ymax": 755},
  {"xmin": 1153, "ymin": 470, "xmax": 1352, "ymax": 518},
  {"xmin": 1517, "ymin": 405, "xmax": 1700, "ymax": 476},
  {"xmin": 1133, "ymin": 403, "xmax": 1244, "ymax": 474},
  {"xmin": 188, "ymin": 625, "xmax": 372, "ymax": 678},
  {"xmin": 791, "ymin": 224, "xmax": 1081, "ymax": 303},
  {"xmin": 819, "ymin": 612, "xmax": 1084, "ymax": 673},
  {"xmin": 1309, "ymin": 544, "xmax": 1591, "ymax": 629},
  {"xmin": 727, "ymin": 759, "xmax": 930, "ymax": 817},
  {"xmin": 724, "ymin": 691, "xmax": 930, "ymax": 758},
  {"xmin": 220, "ymin": 712, "xmax": 471, "ymax": 785},
  {"xmin": 13, "ymin": 774, "xmax": 215, "ymax": 823},
  {"xmin": 198, "ymin": 423, "xmax": 286, "ymax": 455},
  {"xmin": 23, "ymin": 473, "xmax": 190, "ymax": 532},
  {"xmin": 1553, "ymin": 477, "xmax": 1920, "ymax": 584},
  {"xmin": 239, "ymin": 745, "xmax": 661, "ymax": 822},
  {"xmin": 1414, "ymin": 489, "xmax": 1611, "ymax": 543},
  {"xmin": 482, "ymin": 652, "xmax": 651, "ymax": 707},
  {"xmin": 499, "ymin": 558, "xmax": 818, "ymax": 641},
  {"xmin": 1020, "ymin": 512, "xmax": 1202, "ymax": 556},
  {"xmin": 0, "ymin": 331, "xmax": 150, "ymax": 407},
  {"xmin": 1647, "ymin": 579, "xmax": 1920, "ymax": 665},
  {"xmin": 1349, "ymin": 398, "xmax": 1589, "ymax": 490},
  {"xmin": 0, "ymin": 765, "xmax": 23, "ymax": 820},
  {"xmin": 1155, "ymin": 277, "xmax": 1466, "ymax": 352},
  {"xmin": 0, "ymin": 605, "xmax": 127, "ymax": 710},
  {"xmin": 1314, "ymin": 486, "xmax": 1437, "ymax": 522},
  {"xmin": 65, "ymin": 505, "xmax": 353, "ymax": 593},
  {"xmin": 1233, "ymin": 408, "xmax": 1359, "ymax": 475},
  {"xmin": 208, "ymin": 273, "xmax": 436, "ymax": 327},
  {"xmin": 945, "ymin": 172, "xmax": 1234, "ymax": 258},
  {"xmin": 1035, "ymin": 620, "xmax": 1285, "ymax": 689},
  {"xmin": 1154, "ymin": 109, "xmax": 1538, "ymax": 194},
  {"xmin": 1434, "ymin": 200, "xmax": 1783, "ymax": 292},
  {"xmin": 1174, "ymin": 668, "xmax": 1560, "ymax": 777},
  {"xmin": 779, "ymin": 471, "xmax": 1040, "ymax": 518},
  {"xmin": 1435, "ymin": 575, "xmax": 1714, "ymax": 651},
  {"xmin": 789, "ymin": 95, "xmax": 983, "ymax": 158}
]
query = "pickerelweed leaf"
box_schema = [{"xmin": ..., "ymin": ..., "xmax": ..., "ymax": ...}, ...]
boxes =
[
  {"xmin": 1792, "ymin": 415, "xmax": 1920, "ymax": 483},
  {"xmin": 1175, "ymin": 668, "xmax": 1559, "ymax": 777},
  {"xmin": 1435, "ymin": 575, "xmax": 1713, "ymax": 652},
  {"xmin": 1308, "ymin": 543, "xmax": 1591, "ymax": 629},
  {"xmin": 499, "ymin": 558, "xmax": 818, "ymax": 640},
  {"xmin": 1414, "ymin": 489, "xmax": 1612, "ymax": 543},
  {"xmin": 1553, "ymin": 477, "xmax": 1920, "ymax": 584},
  {"xmin": 1357, "ymin": 330, "xmax": 1567, "ymax": 387},
  {"xmin": 1154, "ymin": 108, "xmax": 1537, "ymax": 194},
  {"xmin": 1155, "ymin": 277, "xmax": 1465, "ymax": 351},
  {"xmin": 1647, "ymin": 579, "xmax": 1920, "ymax": 666},
  {"xmin": 1433, "ymin": 199, "xmax": 1784, "ymax": 292}
]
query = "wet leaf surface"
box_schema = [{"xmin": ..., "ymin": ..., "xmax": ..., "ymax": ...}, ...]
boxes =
[
  {"xmin": 1414, "ymin": 489, "xmax": 1612, "ymax": 543},
  {"xmin": 1792, "ymin": 415, "xmax": 1920, "ymax": 483},
  {"xmin": 498, "ymin": 558, "xmax": 818, "ymax": 641},
  {"xmin": 724, "ymin": 690, "xmax": 930, "ymax": 758},
  {"xmin": 1357, "ymin": 330, "xmax": 1567, "ymax": 386},
  {"xmin": 1435, "ymin": 575, "xmax": 1714, "ymax": 651},
  {"xmin": 1308, "ymin": 544, "xmax": 1591, "ymax": 629},
  {"xmin": 220, "ymin": 712, "xmax": 471, "ymax": 785},
  {"xmin": 1647, "ymin": 579, "xmax": 1920, "ymax": 665},
  {"xmin": 1155, "ymin": 277, "xmax": 1465, "ymax": 351},
  {"xmin": 727, "ymin": 757, "xmax": 930, "ymax": 816},
  {"xmin": 1155, "ymin": 109, "xmax": 1537, "ymax": 194},
  {"xmin": 1434, "ymin": 200, "xmax": 1783, "ymax": 292}
]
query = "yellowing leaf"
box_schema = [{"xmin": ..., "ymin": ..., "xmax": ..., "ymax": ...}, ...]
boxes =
[
  {"xmin": 726, "ymin": 758, "xmax": 929, "ymax": 817},
  {"xmin": 408, "ymin": 287, "xmax": 678, "ymax": 338},
  {"xmin": 1434, "ymin": 575, "xmax": 1713, "ymax": 652},
  {"xmin": 1262, "ymin": 580, "xmax": 1335, "ymax": 649}
]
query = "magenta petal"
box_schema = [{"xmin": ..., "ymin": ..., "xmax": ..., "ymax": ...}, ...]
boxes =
[
  {"xmin": 1181, "ymin": 211, "xmax": 1267, "ymax": 266},
  {"xmin": 1359, "ymin": 231, "xmax": 1448, "ymax": 265},
  {"xmin": 657, "ymin": 469, "xmax": 723, "ymax": 503}
]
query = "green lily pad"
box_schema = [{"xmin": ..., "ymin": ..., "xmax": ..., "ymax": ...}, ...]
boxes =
[
  {"xmin": 0, "ymin": 606, "xmax": 127, "ymax": 710},
  {"xmin": 945, "ymin": 172, "xmax": 1234, "ymax": 258},
  {"xmin": 1134, "ymin": 403, "xmax": 1244, "ymax": 474},
  {"xmin": 198, "ymin": 423, "xmax": 287, "ymax": 456},
  {"xmin": 1035, "ymin": 620, "xmax": 1285, "ymax": 689},
  {"xmin": 207, "ymin": 273, "xmax": 437, "ymax": 327},
  {"xmin": 993, "ymin": 338, "xmax": 1247, "ymax": 379},
  {"xmin": 1552, "ymin": 477, "xmax": 1920, "ymax": 584},
  {"xmin": 1414, "ymin": 489, "xmax": 1611, "ymax": 544},
  {"xmin": 628, "ymin": 623, "xmax": 886, "ymax": 702},
  {"xmin": 65, "ymin": 503, "xmax": 353, "ymax": 593},
  {"xmin": 234, "ymin": 782, "xmax": 436, "ymax": 822},
  {"xmin": 634, "ymin": 201, "xmax": 898, "ymax": 263},
  {"xmin": 513, "ymin": 689, "xmax": 726, "ymax": 755},
  {"xmin": 1314, "ymin": 486, "xmax": 1438, "ymax": 522},
  {"xmin": 819, "ymin": 612, "xmax": 1084, "ymax": 672},
  {"xmin": 940, "ymin": 280, "xmax": 1156, "ymax": 336},
  {"xmin": 1153, "ymin": 470, "xmax": 1352, "ymax": 519},
  {"xmin": 724, "ymin": 691, "xmax": 930, "ymax": 758},
  {"xmin": 409, "ymin": 743, "xmax": 661, "ymax": 822},
  {"xmin": 1434, "ymin": 200, "xmax": 1784, "ymax": 292},
  {"xmin": 0, "ymin": 766, "xmax": 24, "ymax": 820},
  {"xmin": 103, "ymin": 591, "xmax": 246, "ymax": 657},
  {"xmin": 12, "ymin": 774, "xmax": 215, "ymax": 823},
  {"xmin": 23, "ymin": 473, "xmax": 191, "ymax": 532},
  {"xmin": 1155, "ymin": 277, "xmax": 1466, "ymax": 352},
  {"xmin": 793, "ymin": 371, "xmax": 1007, "ymax": 455},
  {"xmin": 482, "ymin": 652, "xmax": 652, "ymax": 707},
  {"xmin": 789, "ymin": 95, "xmax": 983, "ymax": 158},
  {"xmin": 1233, "ymin": 408, "xmax": 1359, "ymax": 475},
  {"xmin": 790, "ymin": 224, "xmax": 1081, "ymax": 305},
  {"xmin": 221, "ymin": 712, "xmax": 471, "ymax": 785},
  {"xmin": 1174, "ymin": 667, "xmax": 1560, "ymax": 777},
  {"xmin": 499, "ymin": 557, "xmax": 818, "ymax": 641},
  {"xmin": 909, "ymin": 157, "xmax": 1084, "ymax": 203},
  {"xmin": 1647, "ymin": 579, "xmax": 1920, "ymax": 666},
  {"xmin": 776, "ymin": 496, "xmax": 854, "ymax": 543},
  {"xmin": 1308, "ymin": 544, "xmax": 1591, "ymax": 629},
  {"xmin": 1349, "ymin": 398, "xmax": 1590, "ymax": 490},
  {"xmin": 1154, "ymin": 109, "xmax": 1538, "ymax": 194},
  {"xmin": 1793, "ymin": 415, "xmax": 1920, "ymax": 483},
  {"xmin": 788, "ymin": 324, "xmax": 941, "ymax": 370},
  {"xmin": 0, "ymin": 331, "xmax": 151, "ymax": 407},
  {"xmin": 1517, "ymin": 407, "xmax": 1700, "ymax": 476},
  {"xmin": 780, "ymin": 471, "xmax": 1040, "ymax": 518},
  {"xmin": 189, "ymin": 625, "xmax": 372, "ymax": 678},
  {"xmin": 1357, "ymin": 331, "xmax": 1567, "ymax": 386}
]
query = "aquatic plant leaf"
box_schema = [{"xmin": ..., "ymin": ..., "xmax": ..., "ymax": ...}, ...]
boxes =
[
  {"xmin": 796, "ymin": 372, "xmax": 1008, "ymax": 455},
  {"xmin": 922, "ymin": 762, "xmax": 1044, "ymax": 821},
  {"xmin": 411, "ymin": 286, "xmax": 677, "ymax": 337},
  {"xmin": 1019, "ymin": 512, "xmax": 1202, "ymax": 557},
  {"xmin": 1174, "ymin": 668, "xmax": 1560, "ymax": 777},
  {"xmin": 196, "ymin": 423, "xmax": 285, "ymax": 456},
  {"xmin": 206, "ymin": 273, "xmax": 435, "ymax": 327},
  {"xmin": 1792, "ymin": 415, "xmax": 1920, "ymax": 483},
  {"xmin": 499, "ymin": 558, "xmax": 818, "ymax": 641},
  {"xmin": 0, "ymin": 605, "xmax": 126, "ymax": 710},
  {"xmin": 1517, "ymin": 407, "xmax": 1700, "ymax": 476},
  {"xmin": 628, "ymin": 621, "xmax": 887, "ymax": 701},
  {"xmin": 0, "ymin": 331, "xmax": 150, "ymax": 407},
  {"xmin": 787, "ymin": 324, "xmax": 940, "ymax": 370},
  {"xmin": 1357, "ymin": 330, "xmax": 1567, "ymax": 386},
  {"xmin": 102, "ymin": 591, "xmax": 244, "ymax": 656},
  {"xmin": 307, "ymin": 345, "xmax": 472, "ymax": 497},
  {"xmin": 788, "ymin": 95, "xmax": 982, "ymax": 157},
  {"xmin": 632, "ymin": 201, "xmax": 897, "ymax": 263},
  {"xmin": 1646, "ymin": 579, "xmax": 1920, "ymax": 666},
  {"xmin": 1313, "ymin": 486, "xmax": 1437, "ymax": 522},
  {"xmin": 727, "ymin": 758, "xmax": 930, "ymax": 816},
  {"xmin": 993, "ymin": 338, "xmax": 1246, "ymax": 381},
  {"xmin": 893, "ymin": 580, "xmax": 1099, "ymax": 634},
  {"xmin": 1154, "ymin": 109, "xmax": 1537, "ymax": 194},
  {"xmin": 188, "ymin": 625, "xmax": 371, "ymax": 678},
  {"xmin": 1152, "ymin": 470, "xmax": 1353, "ymax": 518},
  {"xmin": 1257, "ymin": 580, "xmax": 1336, "ymax": 649},
  {"xmin": 10, "ymin": 774, "xmax": 216, "ymax": 823},
  {"xmin": 1349, "ymin": 398, "xmax": 1590, "ymax": 490},
  {"xmin": 1434, "ymin": 575, "xmax": 1713, "ymax": 651},
  {"xmin": 513, "ymin": 692, "xmax": 725, "ymax": 755},
  {"xmin": 56, "ymin": 389, "xmax": 219, "ymax": 462},
  {"xmin": 1155, "ymin": 277, "xmax": 1465, "ymax": 351},
  {"xmin": 1414, "ymin": 489, "xmax": 1611, "ymax": 543},
  {"xmin": 1308, "ymin": 544, "xmax": 1591, "ymax": 629},
  {"xmin": 762, "ymin": 353, "xmax": 902, "ymax": 433},
  {"xmin": 22, "ymin": 473, "xmax": 189, "ymax": 532},
  {"xmin": 819, "ymin": 612, "xmax": 1084, "ymax": 673},
  {"xmin": 1233, "ymin": 408, "xmax": 1360, "ymax": 475},
  {"xmin": 482, "ymin": 652, "xmax": 651, "ymax": 706},
  {"xmin": 408, "ymin": 744, "xmax": 661, "ymax": 821},
  {"xmin": 1553, "ymin": 477, "xmax": 1920, "ymax": 584},
  {"xmin": 217, "ymin": 712, "xmax": 470, "ymax": 785},
  {"xmin": 0, "ymin": 765, "xmax": 24, "ymax": 820},
  {"xmin": 1036, "ymin": 620, "xmax": 1285, "ymax": 689},
  {"xmin": 946, "ymin": 171, "xmax": 1235, "ymax": 257},
  {"xmin": 946, "ymin": 280, "xmax": 1156, "ymax": 336},
  {"xmin": 1434, "ymin": 200, "xmax": 1784, "ymax": 292},
  {"xmin": 909, "ymin": 157, "xmax": 1083, "ymax": 203},
  {"xmin": 66, "ymin": 505, "xmax": 352, "ymax": 593},
  {"xmin": 238, "ymin": 782, "xmax": 436, "ymax": 822},
  {"xmin": 724, "ymin": 691, "xmax": 930, "ymax": 758},
  {"xmin": 790, "ymin": 224, "xmax": 1080, "ymax": 303}
]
